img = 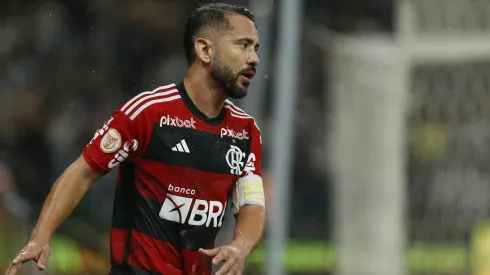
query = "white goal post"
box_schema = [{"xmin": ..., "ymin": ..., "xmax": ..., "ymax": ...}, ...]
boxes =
[{"xmin": 307, "ymin": 0, "xmax": 490, "ymax": 274}]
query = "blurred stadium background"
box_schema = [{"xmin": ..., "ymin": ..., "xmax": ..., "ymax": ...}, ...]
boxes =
[{"xmin": 2, "ymin": 0, "xmax": 490, "ymax": 274}]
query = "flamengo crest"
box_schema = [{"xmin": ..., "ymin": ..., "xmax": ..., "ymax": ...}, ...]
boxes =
[{"xmin": 226, "ymin": 145, "xmax": 246, "ymax": 175}]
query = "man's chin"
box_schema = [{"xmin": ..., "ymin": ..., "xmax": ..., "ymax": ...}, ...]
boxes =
[
  {"xmin": 227, "ymin": 92, "xmax": 247, "ymax": 99},
  {"xmin": 226, "ymin": 87, "xmax": 248, "ymax": 99}
]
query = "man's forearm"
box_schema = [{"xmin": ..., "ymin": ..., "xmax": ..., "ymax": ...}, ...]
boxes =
[
  {"xmin": 232, "ymin": 205, "xmax": 266, "ymax": 256},
  {"xmin": 30, "ymin": 155, "xmax": 101, "ymax": 240}
]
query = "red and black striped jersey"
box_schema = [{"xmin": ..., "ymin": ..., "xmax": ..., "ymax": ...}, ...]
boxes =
[{"xmin": 82, "ymin": 82, "xmax": 262, "ymax": 275}]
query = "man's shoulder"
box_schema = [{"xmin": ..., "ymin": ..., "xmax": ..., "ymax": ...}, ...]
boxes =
[
  {"xmin": 118, "ymin": 83, "xmax": 182, "ymax": 121},
  {"xmin": 223, "ymin": 99, "xmax": 261, "ymax": 134},
  {"xmin": 223, "ymin": 99, "xmax": 256, "ymax": 122}
]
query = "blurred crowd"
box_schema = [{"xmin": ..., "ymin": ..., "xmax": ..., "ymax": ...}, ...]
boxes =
[{"xmin": 408, "ymin": 62, "xmax": 490, "ymax": 244}]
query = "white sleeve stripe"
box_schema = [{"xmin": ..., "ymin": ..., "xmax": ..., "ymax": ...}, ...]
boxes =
[
  {"xmin": 124, "ymin": 89, "xmax": 179, "ymax": 116},
  {"xmin": 224, "ymin": 99, "xmax": 248, "ymax": 115},
  {"xmin": 253, "ymin": 120, "xmax": 261, "ymax": 132},
  {"xmin": 224, "ymin": 105, "xmax": 250, "ymax": 117},
  {"xmin": 224, "ymin": 102, "xmax": 260, "ymax": 131},
  {"xmin": 129, "ymin": 95, "xmax": 181, "ymax": 120},
  {"xmin": 224, "ymin": 100, "xmax": 260, "ymax": 132},
  {"xmin": 225, "ymin": 105, "xmax": 247, "ymax": 116},
  {"xmin": 121, "ymin": 83, "xmax": 176, "ymax": 112},
  {"xmin": 229, "ymin": 112, "xmax": 252, "ymax": 119},
  {"xmin": 224, "ymin": 100, "xmax": 248, "ymax": 115}
]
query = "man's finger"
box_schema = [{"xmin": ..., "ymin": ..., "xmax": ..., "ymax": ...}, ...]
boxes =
[
  {"xmin": 37, "ymin": 249, "xmax": 50, "ymax": 270},
  {"xmin": 198, "ymin": 247, "xmax": 220, "ymax": 257},
  {"xmin": 5, "ymin": 264, "xmax": 13, "ymax": 275},
  {"xmin": 12, "ymin": 251, "xmax": 34, "ymax": 265},
  {"xmin": 6, "ymin": 263, "xmax": 20, "ymax": 275},
  {"xmin": 215, "ymin": 259, "xmax": 236, "ymax": 275},
  {"xmin": 212, "ymin": 250, "xmax": 229, "ymax": 265},
  {"xmin": 7, "ymin": 258, "xmax": 26, "ymax": 275},
  {"xmin": 7, "ymin": 248, "xmax": 37, "ymax": 275}
]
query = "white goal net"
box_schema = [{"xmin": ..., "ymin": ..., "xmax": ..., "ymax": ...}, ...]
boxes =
[{"xmin": 308, "ymin": 0, "xmax": 490, "ymax": 274}]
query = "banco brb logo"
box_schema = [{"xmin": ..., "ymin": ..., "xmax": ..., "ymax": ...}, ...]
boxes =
[
  {"xmin": 159, "ymin": 194, "xmax": 226, "ymax": 228},
  {"xmin": 226, "ymin": 145, "xmax": 246, "ymax": 175},
  {"xmin": 160, "ymin": 194, "xmax": 193, "ymax": 224}
]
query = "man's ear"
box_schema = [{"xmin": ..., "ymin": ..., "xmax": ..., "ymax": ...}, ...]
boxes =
[{"xmin": 194, "ymin": 38, "xmax": 213, "ymax": 64}]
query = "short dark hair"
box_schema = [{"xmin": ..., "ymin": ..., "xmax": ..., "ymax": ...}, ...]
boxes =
[{"xmin": 183, "ymin": 3, "xmax": 255, "ymax": 65}]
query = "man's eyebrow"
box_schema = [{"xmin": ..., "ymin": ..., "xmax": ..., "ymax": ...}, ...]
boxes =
[{"xmin": 236, "ymin": 37, "xmax": 261, "ymax": 49}]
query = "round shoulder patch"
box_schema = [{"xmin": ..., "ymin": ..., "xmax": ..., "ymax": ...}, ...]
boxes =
[{"xmin": 100, "ymin": 128, "xmax": 122, "ymax": 154}]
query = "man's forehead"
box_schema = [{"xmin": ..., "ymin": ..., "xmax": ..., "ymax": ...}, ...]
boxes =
[{"xmin": 226, "ymin": 14, "xmax": 259, "ymax": 41}]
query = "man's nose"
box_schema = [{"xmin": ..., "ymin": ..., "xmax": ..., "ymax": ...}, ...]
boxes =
[{"xmin": 248, "ymin": 52, "xmax": 260, "ymax": 67}]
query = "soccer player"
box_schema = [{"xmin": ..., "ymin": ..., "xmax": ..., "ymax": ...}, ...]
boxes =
[{"xmin": 6, "ymin": 3, "xmax": 265, "ymax": 275}]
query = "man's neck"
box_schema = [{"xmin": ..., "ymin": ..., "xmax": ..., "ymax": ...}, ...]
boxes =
[{"xmin": 183, "ymin": 66, "xmax": 227, "ymax": 119}]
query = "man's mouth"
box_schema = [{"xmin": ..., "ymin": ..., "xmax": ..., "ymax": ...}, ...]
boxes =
[
  {"xmin": 241, "ymin": 71, "xmax": 256, "ymax": 79},
  {"xmin": 240, "ymin": 70, "xmax": 256, "ymax": 84}
]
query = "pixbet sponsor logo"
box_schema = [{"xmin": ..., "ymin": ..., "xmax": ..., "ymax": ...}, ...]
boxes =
[
  {"xmin": 160, "ymin": 115, "xmax": 196, "ymax": 129},
  {"xmin": 108, "ymin": 139, "xmax": 139, "ymax": 169},
  {"xmin": 220, "ymin": 128, "xmax": 249, "ymax": 140},
  {"xmin": 159, "ymin": 193, "xmax": 226, "ymax": 228}
]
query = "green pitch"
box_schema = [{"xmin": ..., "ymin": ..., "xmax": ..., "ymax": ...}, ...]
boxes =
[{"xmin": 247, "ymin": 241, "xmax": 469, "ymax": 273}]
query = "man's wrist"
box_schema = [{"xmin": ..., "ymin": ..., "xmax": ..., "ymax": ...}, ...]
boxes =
[
  {"xmin": 230, "ymin": 239, "xmax": 252, "ymax": 257},
  {"xmin": 30, "ymin": 228, "xmax": 52, "ymax": 242}
]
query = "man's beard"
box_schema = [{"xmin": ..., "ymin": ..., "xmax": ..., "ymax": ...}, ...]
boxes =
[{"xmin": 210, "ymin": 56, "xmax": 248, "ymax": 99}]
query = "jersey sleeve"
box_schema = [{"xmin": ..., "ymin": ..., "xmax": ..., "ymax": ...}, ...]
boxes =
[
  {"xmin": 241, "ymin": 120, "xmax": 262, "ymax": 177},
  {"xmin": 82, "ymin": 109, "xmax": 148, "ymax": 175},
  {"xmin": 231, "ymin": 120, "xmax": 264, "ymax": 215}
]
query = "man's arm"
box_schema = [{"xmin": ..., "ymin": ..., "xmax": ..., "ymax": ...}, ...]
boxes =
[
  {"xmin": 30, "ymin": 155, "xmax": 102, "ymax": 242},
  {"xmin": 200, "ymin": 151, "xmax": 265, "ymax": 273},
  {"xmin": 231, "ymin": 204, "xmax": 266, "ymax": 256},
  {"xmin": 6, "ymin": 156, "xmax": 102, "ymax": 275},
  {"xmin": 6, "ymin": 98, "xmax": 150, "ymax": 275},
  {"xmin": 199, "ymin": 204, "xmax": 265, "ymax": 275}
]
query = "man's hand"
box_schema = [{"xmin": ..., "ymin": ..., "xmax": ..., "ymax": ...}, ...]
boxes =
[
  {"xmin": 199, "ymin": 243, "xmax": 246, "ymax": 275},
  {"xmin": 5, "ymin": 239, "xmax": 50, "ymax": 275},
  {"xmin": 5, "ymin": 156, "xmax": 100, "ymax": 275}
]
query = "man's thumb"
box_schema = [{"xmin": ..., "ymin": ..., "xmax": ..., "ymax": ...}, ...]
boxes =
[{"xmin": 198, "ymin": 247, "xmax": 219, "ymax": 257}]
